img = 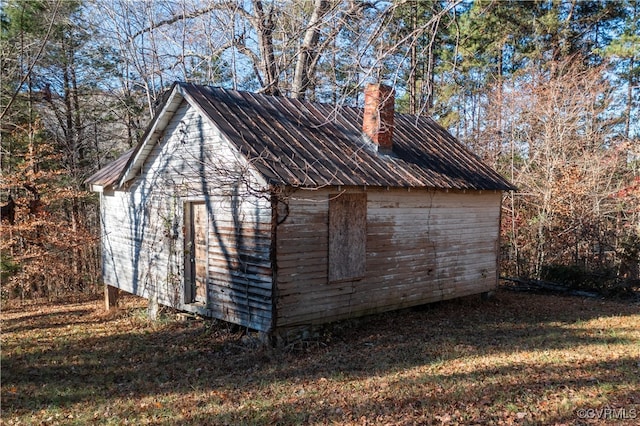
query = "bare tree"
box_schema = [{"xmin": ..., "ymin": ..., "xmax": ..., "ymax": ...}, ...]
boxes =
[{"xmin": 500, "ymin": 58, "xmax": 629, "ymax": 281}]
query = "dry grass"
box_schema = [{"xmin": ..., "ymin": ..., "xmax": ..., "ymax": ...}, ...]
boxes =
[{"xmin": 1, "ymin": 289, "xmax": 639, "ymax": 425}]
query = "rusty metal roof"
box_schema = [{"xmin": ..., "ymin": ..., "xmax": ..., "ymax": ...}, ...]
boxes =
[
  {"xmin": 87, "ymin": 82, "xmax": 515, "ymax": 191},
  {"xmin": 85, "ymin": 148, "xmax": 134, "ymax": 188}
]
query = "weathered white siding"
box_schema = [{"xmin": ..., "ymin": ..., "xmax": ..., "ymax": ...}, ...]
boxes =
[
  {"xmin": 275, "ymin": 188, "xmax": 502, "ymax": 328},
  {"xmin": 100, "ymin": 100, "xmax": 273, "ymax": 331}
]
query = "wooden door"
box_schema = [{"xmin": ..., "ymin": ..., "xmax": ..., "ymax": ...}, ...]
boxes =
[{"xmin": 186, "ymin": 202, "xmax": 208, "ymax": 304}]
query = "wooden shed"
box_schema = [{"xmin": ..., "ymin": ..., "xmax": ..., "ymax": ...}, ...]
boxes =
[{"xmin": 86, "ymin": 82, "xmax": 514, "ymax": 335}]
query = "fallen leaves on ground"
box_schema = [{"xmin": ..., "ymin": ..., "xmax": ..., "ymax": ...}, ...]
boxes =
[{"xmin": 1, "ymin": 290, "xmax": 639, "ymax": 425}]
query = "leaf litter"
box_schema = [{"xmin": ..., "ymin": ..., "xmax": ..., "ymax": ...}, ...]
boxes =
[{"xmin": 1, "ymin": 290, "xmax": 638, "ymax": 425}]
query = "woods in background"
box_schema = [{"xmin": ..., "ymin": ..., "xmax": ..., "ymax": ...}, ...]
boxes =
[{"xmin": 1, "ymin": 0, "xmax": 638, "ymax": 299}]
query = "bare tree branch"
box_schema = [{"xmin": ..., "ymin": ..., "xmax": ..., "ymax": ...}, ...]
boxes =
[{"xmin": 129, "ymin": 3, "xmax": 221, "ymax": 40}]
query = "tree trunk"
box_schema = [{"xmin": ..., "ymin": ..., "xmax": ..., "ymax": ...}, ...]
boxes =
[
  {"xmin": 253, "ymin": 0, "xmax": 280, "ymax": 95},
  {"xmin": 409, "ymin": 6, "xmax": 417, "ymax": 115},
  {"xmin": 625, "ymin": 55, "xmax": 633, "ymax": 139},
  {"xmin": 291, "ymin": 0, "xmax": 330, "ymax": 100}
]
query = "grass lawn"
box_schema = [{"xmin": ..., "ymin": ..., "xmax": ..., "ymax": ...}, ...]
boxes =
[{"xmin": 1, "ymin": 289, "xmax": 639, "ymax": 425}]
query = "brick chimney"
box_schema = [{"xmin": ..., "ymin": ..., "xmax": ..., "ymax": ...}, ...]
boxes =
[{"xmin": 363, "ymin": 83, "xmax": 395, "ymax": 151}]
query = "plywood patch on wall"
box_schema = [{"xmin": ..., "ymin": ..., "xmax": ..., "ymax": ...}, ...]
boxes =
[{"xmin": 329, "ymin": 193, "xmax": 366, "ymax": 283}]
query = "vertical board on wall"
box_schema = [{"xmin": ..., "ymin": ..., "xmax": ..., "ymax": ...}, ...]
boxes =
[
  {"xmin": 192, "ymin": 202, "xmax": 208, "ymax": 304},
  {"xmin": 329, "ymin": 193, "xmax": 367, "ymax": 282}
]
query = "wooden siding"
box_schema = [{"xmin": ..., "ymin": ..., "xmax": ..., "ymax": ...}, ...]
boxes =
[
  {"xmin": 275, "ymin": 188, "xmax": 502, "ymax": 328},
  {"xmin": 100, "ymin": 101, "xmax": 273, "ymax": 332}
]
